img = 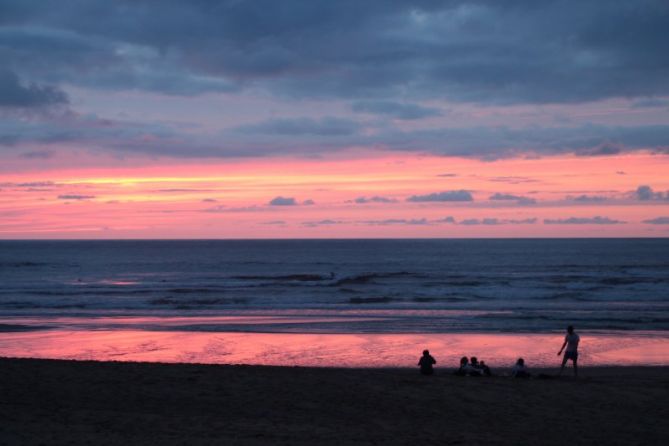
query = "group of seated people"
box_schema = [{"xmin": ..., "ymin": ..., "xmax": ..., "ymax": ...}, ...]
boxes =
[
  {"xmin": 418, "ymin": 350, "xmax": 531, "ymax": 378},
  {"xmin": 454, "ymin": 356, "xmax": 492, "ymax": 376}
]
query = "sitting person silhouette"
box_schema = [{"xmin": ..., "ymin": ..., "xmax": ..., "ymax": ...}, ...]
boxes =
[
  {"xmin": 418, "ymin": 349, "xmax": 436, "ymax": 375},
  {"xmin": 469, "ymin": 357, "xmax": 483, "ymax": 376},
  {"xmin": 454, "ymin": 356, "xmax": 468, "ymax": 376},
  {"xmin": 479, "ymin": 359, "xmax": 492, "ymax": 376},
  {"xmin": 454, "ymin": 356, "xmax": 484, "ymax": 376},
  {"xmin": 511, "ymin": 357, "xmax": 531, "ymax": 378}
]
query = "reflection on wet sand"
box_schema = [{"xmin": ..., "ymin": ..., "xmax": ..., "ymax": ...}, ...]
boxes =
[{"xmin": 1, "ymin": 329, "xmax": 667, "ymax": 367}]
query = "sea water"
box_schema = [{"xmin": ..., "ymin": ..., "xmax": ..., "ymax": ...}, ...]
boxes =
[{"xmin": 1, "ymin": 239, "xmax": 668, "ymax": 366}]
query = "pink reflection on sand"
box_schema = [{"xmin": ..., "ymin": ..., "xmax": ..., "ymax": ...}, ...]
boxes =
[{"xmin": 1, "ymin": 330, "xmax": 667, "ymax": 367}]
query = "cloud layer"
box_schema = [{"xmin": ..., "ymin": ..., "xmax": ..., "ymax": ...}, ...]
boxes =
[
  {"xmin": 544, "ymin": 216, "xmax": 625, "ymax": 225},
  {"xmin": 1, "ymin": 1, "xmax": 668, "ymax": 164},
  {"xmin": 0, "ymin": 70, "xmax": 68, "ymax": 108},
  {"xmin": 407, "ymin": 190, "xmax": 473, "ymax": 202},
  {"xmin": 3, "ymin": 1, "xmax": 668, "ymax": 103}
]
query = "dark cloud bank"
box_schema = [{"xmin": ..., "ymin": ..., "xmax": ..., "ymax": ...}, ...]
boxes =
[
  {"xmin": 2, "ymin": 0, "xmax": 669, "ymax": 159},
  {"xmin": 3, "ymin": 0, "xmax": 668, "ymax": 103},
  {"xmin": 0, "ymin": 69, "xmax": 68, "ymax": 108}
]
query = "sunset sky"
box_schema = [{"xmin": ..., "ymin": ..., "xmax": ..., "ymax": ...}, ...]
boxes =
[{"xmin": 1, "ymin": 0, "xmax": 668, "ymax": 238}]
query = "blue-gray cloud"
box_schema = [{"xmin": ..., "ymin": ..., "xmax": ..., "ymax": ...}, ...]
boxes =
[
  {"xmin": 57, "ymin": 194, "xmax": 95, "ymax": 200},
  {"xmin": 488, "ymin": 176, "xmax": 539, "ymax": 184},
  {"xmin": 636, "ymin": 185, "xmax": 669, "ymax": 201},
  {"xmin": 374, "ymin": 124, "xmax": 669, "ymax": 159},
  {"xmin": 2, "ymin": 1, "xmax": 668, "ymax": 104},
  {"xmin": 0, "ymin": 69, "xmax": 68, "ymax": 108},
  {"xmin": 489, "ymin": 193, "xmax": 536, "ymax": 205},
  {"xmin": 351, "ymin": 196, "xmax": 398, "ymax": 204},
  {"xmin": 567, "ymin": 195, "xmax": 608, "ymax": 202},
  {"xmin": 544, "ymin": 216, "xmax": 625, "ymax": 225},
  {"xmin": 642, "ymin": 217, "xmax": 669, "ymax": 224},
  {"xmin": 0, "ymin": 26, "xmax": 236, "ymax": 97},
  {"xmin": 269, "ymin": 196, "xmax": 297, "ymax": 206},
  {"xmin": 361, "ymin": 218, "xmax": 430, "ymax": 226},
  {"xmin": 203, "ymin": 205, "xmax": 264, "ymax": 213},
  {"xmin": 636, "ymin": 185, "xmax": 654, "ymax": 200},
  {"xmin": 0, "ymin": 112, "xmax": 180, "ymax": 152},
  {"xmin": 19, "ymin": 150, "xmax": 53, "ymax": 159},
  {"xmin": 3, "ymin": 101, "xmax": 669, "ymax": 160},
  {"xmin": 235, "ymin": 117, "xmax": 361, "ymax": 137},
  {"xmin": 2, "ymin": 1, "xmax": 669, "ymax": 162},
  {"xmin": 302, "ymin": 219, "xmax": 344, "ymax": 227},
  {"xmin": 631, "ymin": 98, "xmax": 669, "ymax": 108},
  {"xmin": 358, "ymin": 216, "xmax": 536, "ymax": 226},
  {"xmin": 0, "ymin": 181, "xmax": 56, "ymax": 188},
  {"xmin": 351, "ymin": 101, "xmax": 442, "ymax": 120},
  {"xmin": 407, "ymin": 190, "xmax": 473, "ymax": 202},
  {"xmin": 459, "ymin": 218, "xmax": 537, "ymax": 225},
  {"xmin": 575, "ymin": 144, "xmax": 622, "ymax": 157}
]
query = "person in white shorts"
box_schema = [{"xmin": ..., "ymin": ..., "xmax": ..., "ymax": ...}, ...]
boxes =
[{"xmin": 557, "ymin": 325, "xmax": 580, "ymax": 377}]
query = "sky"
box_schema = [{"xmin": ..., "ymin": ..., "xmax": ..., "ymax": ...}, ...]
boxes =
[{"xmin": 1, "ymin": 0, "xmax": 668, "ymax": 238}]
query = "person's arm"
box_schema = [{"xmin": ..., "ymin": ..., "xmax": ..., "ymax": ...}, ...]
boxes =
[
  {"xmin": 431, "ymin": 357, "xmax": 436, "ymax": 365},
  {"xmin": 557, "ymin": 337, "xmax": 567, "ymax": 355}
]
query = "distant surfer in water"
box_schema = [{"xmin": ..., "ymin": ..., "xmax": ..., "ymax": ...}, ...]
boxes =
[{"xmin": 558, "ymin": 325, "xmax": 580, "ymax": 377}]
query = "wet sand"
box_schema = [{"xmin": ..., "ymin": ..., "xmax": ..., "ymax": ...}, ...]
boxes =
[
  {"xmin": 2, "ymin": 329, "xmax": 668, "ymax": 367},
  {"xmin": 1, "ymin": 358, "xmax": 667, "ymax": 445}
]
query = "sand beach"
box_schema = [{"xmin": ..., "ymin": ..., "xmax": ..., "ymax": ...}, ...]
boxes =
[{"xmin": 1, "ymin": 358, "xmax": 667, "ymax": 445}]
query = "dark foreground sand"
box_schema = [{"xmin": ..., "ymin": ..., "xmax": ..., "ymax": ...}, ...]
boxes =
[{"xmin": 1, "ymin": 358, "xmax": 668, "ymax": 445}]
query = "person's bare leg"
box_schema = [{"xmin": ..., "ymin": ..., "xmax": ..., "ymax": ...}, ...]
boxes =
[
  {"xmin": 573, "ymin": 357, "xmax": 578, "ymax": 378},
  {"xmin": 558, "ymin": 355, "xmax": 567, "ymax": 376}
]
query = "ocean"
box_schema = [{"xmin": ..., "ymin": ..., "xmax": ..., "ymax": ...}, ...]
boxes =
[{"xmin": 1, "ymin": 239, "xmax": 668, "ymax": 366}]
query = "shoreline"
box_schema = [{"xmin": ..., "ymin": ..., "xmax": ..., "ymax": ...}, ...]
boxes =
[
  {"xmin": 2, "ymin": 355, "xmax": 668, "ymax": 372},
  {"xmin": 1, "ymin": 358, "xmax": 667, "ymax": 445}
]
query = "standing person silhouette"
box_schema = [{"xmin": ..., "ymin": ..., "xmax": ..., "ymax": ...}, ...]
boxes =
[
  {"xmin": 418, "ymin": 349, "xmax": 436, "ymax": 375},
  {"xmin": 558, "ymin": 325, "xmax": 580, "ymax": 377}
]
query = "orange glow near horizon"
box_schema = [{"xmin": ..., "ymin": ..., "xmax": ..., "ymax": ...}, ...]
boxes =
[{"xmin": 1, "ymin": 152, "xmax": 669, "ymax": 238}]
